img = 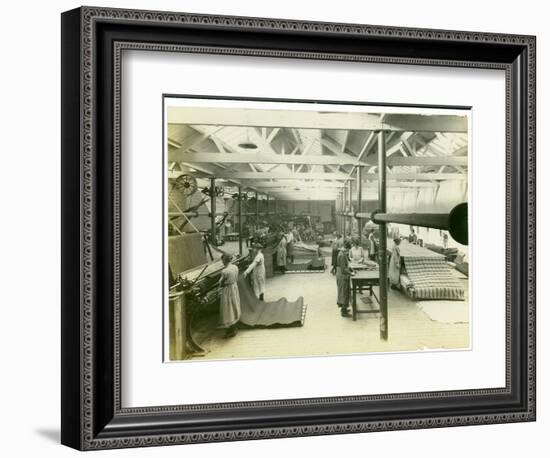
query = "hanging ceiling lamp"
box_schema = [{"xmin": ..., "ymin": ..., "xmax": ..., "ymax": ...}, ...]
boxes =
[{"xmin": 238, "ymin": 127, "xmax": 258, "ymax": 150}]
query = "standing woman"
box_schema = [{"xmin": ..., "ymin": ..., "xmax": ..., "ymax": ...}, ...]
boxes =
[
  {"xmin": 336, "ymin": 239, "xmax": 354, "ymax": 317},
  {"xmin": 218, "ymin": 253, "xmax": 241, "ymax": 338},
  {"xmin": 367, "ymin": 231, "xmax": 377, "ymax": 262},
  {"xmin": 330, "ymin": 233, "xmax": 343, "ymax": 275},
  {"xmin": 408, "ymin": 227, "xmax": 417, "ymax": 244},
  {"xmin": 348, "ymin": 237, "xmax": 365, "ymax": 265},
  {"xmin": 285, "ymin": 228, "xmax": 295, "ymax": 264},
  {"xmin": 276, "ymin": 232, "xmax": 288, "ymax": 274},
  {"xmin": 389, "ymin": 237, "xmax": 402, "ymax": 290},
  {"xmin": 292, "ymin": 225, "xmax": 301, "ymax": 244},
  {"xmin": 244, "ymin": 244, "xmax": 266, "ymax": 301}
]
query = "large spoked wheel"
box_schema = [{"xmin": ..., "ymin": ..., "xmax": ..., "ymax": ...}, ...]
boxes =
[{"xmin": 174, "ymin": 174, "xmax": 198, "ymax": 196}]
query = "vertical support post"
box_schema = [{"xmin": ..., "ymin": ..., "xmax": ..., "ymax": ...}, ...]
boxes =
[
  {"xmin": 378, "ymin": 131, "xmax": 388, "ymax": 340},
  {"xmin": 336, "ymin": 194, "xmax": 340, "ymax": 234},
  {"xmin": 356, "ymin": 167, "xmax": 363, "ymax": 244},
  {"xmin": 348, "ymin": 179, "xmax": 353, "ymax": 236},
  {"xmin": 342, "ymin": 188, "xmax": 347, "ymax": 236},
  {"xmin": 266, "ymin": 194, "xmax": 270, "ymax": 214},
  {"xmin": 210, "ymin": 178, "xmax": 216, "ymax": 245},
  {"xmin": 255, "ymin": 192, "xmax": 259, "ymax": 220},
  {"xmin": 238, "ymin": 185, "xmax": 243, "ymax": 255}
]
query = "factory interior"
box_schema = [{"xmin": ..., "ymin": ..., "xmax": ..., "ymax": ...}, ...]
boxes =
[{"xmin": 167, "ymin": 106, "xmax": 470, "ymax": 361}]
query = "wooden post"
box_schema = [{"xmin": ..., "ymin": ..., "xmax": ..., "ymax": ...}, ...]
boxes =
[
  {"xmin": 210, "ymin": 178, "xmax": 216, "ymax": 245},
  {"xmin": 378, "ymin": 131, "xmax": 388, "ymax": 340},
  {"xmin": 342, "ymin": 188, "xmax": 347, "ymax": 236},
  {"xmin": 348, "ymin": 180, "xmax": 353, "ymax": 236},
  {"xmin": 238, "ymin": 186, "xmax": 243, "ymax": 255},
  {"xmin": 357, "ymin": 167, "xmax": 363, "ymax": 244},
  {"xmin": 168, "ymin": 290, "xmax": 186, "ymax": 360},
  {"xmin": 335, "ymin": 195, "xmax": 340, "ymax": 233}
]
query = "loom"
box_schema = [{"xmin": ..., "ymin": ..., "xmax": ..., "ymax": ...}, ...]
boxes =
[{"xmin": 169, "ymin": 232, "xmax": 248, "ymax": 357}]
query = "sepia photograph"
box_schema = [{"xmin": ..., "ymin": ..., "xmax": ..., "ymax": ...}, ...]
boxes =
[
  {"xmin": 58, "ymin": 3, "xmax": 537, "ymax": 451},
  {"xmin": 164, "ymin": 97, "xmax": 470, "ymax": 362}
]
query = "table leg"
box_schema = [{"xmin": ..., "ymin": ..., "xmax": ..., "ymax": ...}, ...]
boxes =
[{"xmin": 352, "ymin": 282, "xmax": 357, "ymax": 321}]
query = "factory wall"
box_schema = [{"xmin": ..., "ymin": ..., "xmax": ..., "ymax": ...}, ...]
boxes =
[
  {"xmin": 387, "ymin": 180, "xmax": 468, "ymax": 214},
  {"xmin": 339, "ymin": 180, "xmax": 468, "ymax": 255},
  {"xmin": 275, "ymin": 200, "xmax": 335, "ymax": 222},
  {"xmin": 387, "ymin": 180, "xmax": 468, "ymax": 252}
]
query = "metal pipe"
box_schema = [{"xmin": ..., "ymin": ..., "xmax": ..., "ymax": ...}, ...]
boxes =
[
  {"xmin": 168, "ymin": 211, "xmax": 199, "ymax": 218},
  {"xmin": 169, "ymin": 211, "xmax": 228, "ymax": 217},
  {"xmin": 373, "ymin": 213, "xmax": 447, "ymax": 228},
  {"xmin": 357, "ymin": 167, "xmax": 363, "ymax": 244},
  {"xmin": 378, "ymin": 131, "xmax": 388, "ymax": 341},
  {"xmin": 369, "ymin": 202, "xmax": 468, "ymax": 245},
  {"xmin": 238, "ymin": 186, "xmax": 243, "ymax": 255},
  {"xmin": 210, "ymin": 178, "xmax": 216, "ymax": 245}
]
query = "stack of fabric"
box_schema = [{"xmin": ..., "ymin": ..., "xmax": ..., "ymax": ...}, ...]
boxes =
[
  {"xmin": 285, "ymin": 257, "xmax": 326, "ymax": 272},
  {"xmin": 402, "ymin": 256, "xmax": 465, "ymax": 300}
]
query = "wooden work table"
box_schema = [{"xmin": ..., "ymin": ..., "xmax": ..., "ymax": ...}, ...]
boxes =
[{"xmin": 350, "ymin": 270, "xmax": 381, "ymax": 321}]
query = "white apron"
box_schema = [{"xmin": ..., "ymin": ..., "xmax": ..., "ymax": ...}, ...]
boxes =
[
  {"xmin": 219, "ymin": 264, "xmax": 241, "ymax": 327},
  {"xmin": 245, "ymin": 251, "xmax": 266, "ymax": 297}
]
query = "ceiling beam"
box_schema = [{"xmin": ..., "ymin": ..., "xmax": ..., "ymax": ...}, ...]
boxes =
[
  {"xmin": 168, "ymin": 107, "xmax": 468, "ymax": 132},
  {"xmin": 171, "ymin": 152, "xmax": 367, "ymax": 166},
  {"xmin": 383, "ymin": 113, "xmax": 468, "ymax": 133},
  {"xmin": 386, "ymin": 156, "xmax": 468, "ymax": 166},
  {"xmin": 168, "ymin": 126, "xmax": 224, "ymax": 156},
  {"xmin": 244, "ymin": 180, "xmax": 436, "ymax": 189},
  {"xmin": 169, "ymin": 170, "xmax": 466, "ymax": 181},
  {"xmin": 175, "ymin": 163, "xmax": 257, "ymax": 192},
  {"xmin": 186, "ymin": 171, "xmax": 350, "ymax": 181},
  {"xmin": 170, "ymin": 151, "xmax": 468, "ymax": 167}
]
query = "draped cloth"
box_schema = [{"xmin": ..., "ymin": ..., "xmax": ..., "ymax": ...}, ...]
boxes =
[
  {"xmin": 168, "ymin": 233, "xmax": 206, "ymax": 275},
  {"xmin": 237, "ymin": 275, "xmax": 306, "ymax": 328}
]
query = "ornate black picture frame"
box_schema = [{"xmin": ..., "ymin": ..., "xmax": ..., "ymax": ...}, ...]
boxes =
[{"xmin": 61, "ymin": 6, "xmax": 536, "ymax": 450}]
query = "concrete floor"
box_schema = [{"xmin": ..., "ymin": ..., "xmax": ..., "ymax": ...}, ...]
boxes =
[{"xmin": 193, "ymin": 256, "xmax": 470, "ymax": 361}]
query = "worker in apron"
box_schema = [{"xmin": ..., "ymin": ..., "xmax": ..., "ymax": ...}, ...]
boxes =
[
  {"xmin": 276, "ymin": 233, "xmax": 288, "ymax": 273},
  {"xmin": 336, "ymin": 239, "xmax": 354, "ymax": 317},
  {"xmin": 244, "ymin": 244, "xmax": 266, "ymax": 301},
  {"xmin": 285, "ymin": 228, "xmax": 295, "ymax": 264},
  {"xmin": 218, "ymin": 253, "xmax": 241, "ymax": 338},
  {"xmin": 389, "ymin": 237, "xmax": 402, "ymax": 290}
]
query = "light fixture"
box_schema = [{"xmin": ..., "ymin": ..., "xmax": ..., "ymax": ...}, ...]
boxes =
[{"xmin": 238, "ymin": 128, "xmax": 258, "ymax": 150}]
